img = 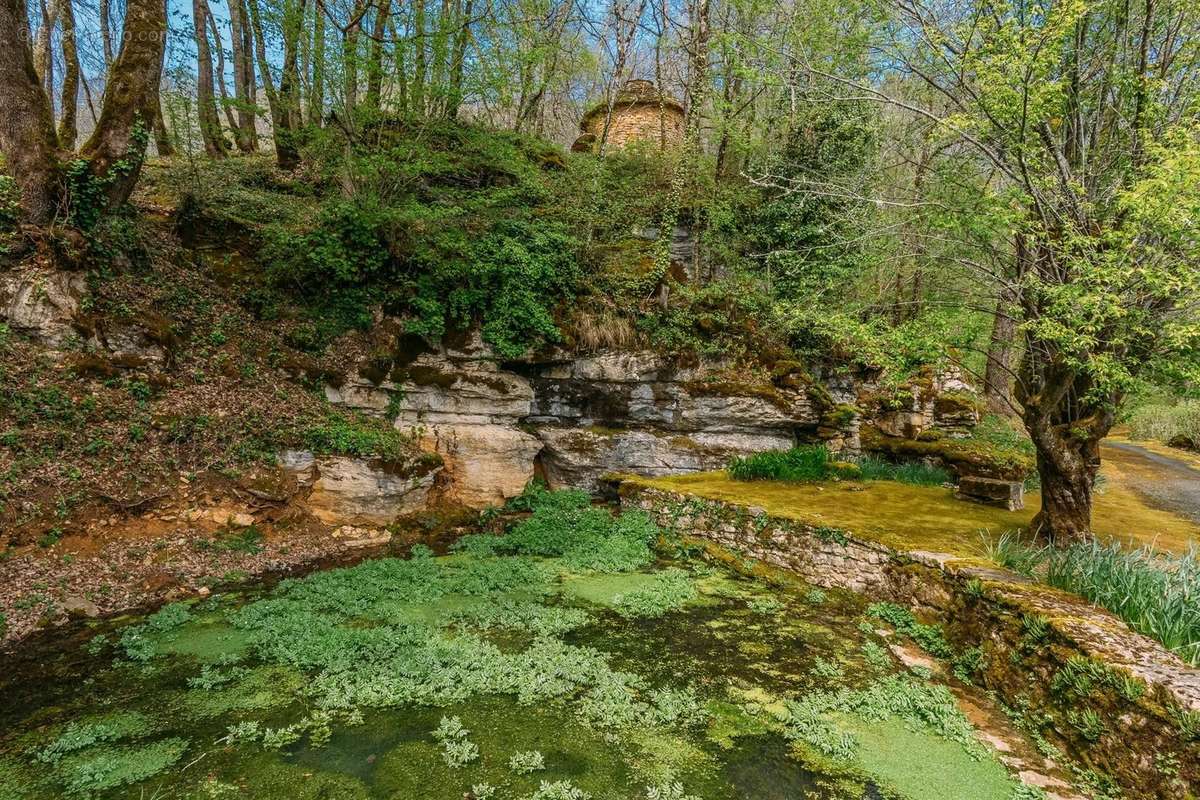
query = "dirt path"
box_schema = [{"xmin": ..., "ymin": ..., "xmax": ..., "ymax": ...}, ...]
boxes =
[{"xmin": 1101, "ymin": 439, "xmax": 1200, "ymax": 527}]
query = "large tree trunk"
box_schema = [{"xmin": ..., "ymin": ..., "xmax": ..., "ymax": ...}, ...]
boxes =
[
  {"xmin": 228, "ymin": 0, "xmax": 258, "ymax": 152},
  {"xmin": 57, "ymin": 0, "xmax": 79, "ymax": 148},
  {"xmin": 78, "ymin": 0, "xmax": 168, "ymax": 212},
  {"xmin": 0, "ymin": 0, "xmax": 61, "ymax": 224},
  {"xmin": 193, "ymin": 0, "xmax": 227, "ymax": 157},
  {"xmin": 1016, "ymin": 335, "xmax": 1117, "ymax": 544},
  {"xmin": 1030, "ymin": 441, "xmax": 1096, "ymax": 543}
]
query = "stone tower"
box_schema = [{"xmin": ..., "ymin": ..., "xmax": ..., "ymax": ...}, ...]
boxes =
[{"xmin": 572, "ymin": 79, "xmax": 685, "ymax": 153}]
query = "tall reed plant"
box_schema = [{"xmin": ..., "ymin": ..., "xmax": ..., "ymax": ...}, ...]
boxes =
[{"xmin": 984, "ymin": 532, "xmax": 1200, "ymax": 666}]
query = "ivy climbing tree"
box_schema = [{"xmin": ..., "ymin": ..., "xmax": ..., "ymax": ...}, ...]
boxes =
[{"xmin": 0, "ymin": 0, "xmax": 167, "ymax": 228}]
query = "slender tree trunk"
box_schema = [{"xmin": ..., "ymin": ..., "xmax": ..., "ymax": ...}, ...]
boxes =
[
  {"xmin": 246, "ymin": 0, "xmax": 299, "ymax": 168},
  {"xmin": 34, "ymin": 0, "xmax": 59, "ymax": 95},
  {"xmin": 0, "ymin": 0, "xmax": 60, "ymax": 224},
  {"xmin": 365, "ymin": 0, "xmax": 390, "ymax": 111},
  {"xmin": 57, "ymin": 0, "xmax": 79, "ymax": 148},
  {"xmin": 208, "ymin": 6, "xmax": 241, "ymax": 134},
  {"xmin": 78, "ymin": 0, "xmax": 168, "ymax": 212},
  {"xmin": 99, "ymin": 0, "xmax": 113, "ymax": 67},
  {"xmin": 309, "ymin": 5, "xmax": 324, "ymax": 124},
  {"xmin": 193, "ymin": 0, "xmax": 227, "ymax": 156},
  {"xmin": 228, "ymin": 0, "xmax": 258, "ymax": 151},
  {"xmin": 445, "ymin": 0, "xmax": 472, "ymax": 119},
  {"xmin": 412, "ymin": 0, "xmax": 426, "ymax": 115},
  {"xmin": 430, "ymin": 0, "xmax": 450, "ymax": 113},
  {"xmin": 278, "ymin": 0, "xmax": 306, "ymax": 154},
  {"xmin": 343, "ymin": 0, "xmax": 365, "ymax": 117},
  {"xmin": 984, "ymin": 282, "xmax": 1018, "ymax": 415},
  {"xmin": 153, "ymin": 100, "xmax": 174, "ymax": 156}
]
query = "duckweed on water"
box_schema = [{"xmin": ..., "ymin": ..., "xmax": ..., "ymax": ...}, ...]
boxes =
[{"xmin": 0, "ymin": 491, "xmax": 1076, "ymax": 799}]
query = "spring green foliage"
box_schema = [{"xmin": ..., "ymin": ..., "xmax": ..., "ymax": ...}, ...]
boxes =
[
  {"xmin": 301, "ymin": 414, "xmax": 422, "ymax": 461},
  {"xmin": 56, "ymin": 738, "xmax": 188, "ymax": 796},
  {"xmin": 612, "ymin": 569, "xmax": 698, "ymax": 618},
  {"xmin": 456, "ymin": 489, "xmax": 657, "ymax": 573},
  {"xmin": 508, "ymin": 750, "xmax": 546, "ymax": 774},
  {"xmin": 1125, "ymin": 401, "xmax": 1200, "ymax": 448},
  {"xmin": 783, "ymin": 674, "xmax": 986, "ymax": 761},
  {"xmin": 866, "ymin": 603, "xmax": 953, "ymax": 659},
  {"xmin": 986, "ymin": 533, "xmax": 1200, "ymax": 666},
  {"xmin": 433, "ymin": 716, "xmax": 480, "ymax": 767},
  {"xmin": 37, "ymin": 713, "xmax": 154, "ymax": 764}
]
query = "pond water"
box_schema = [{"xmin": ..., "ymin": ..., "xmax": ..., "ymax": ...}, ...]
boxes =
[{"xmin": 0, "ymin": 497, "xmax": 1053, "ymax": 800}]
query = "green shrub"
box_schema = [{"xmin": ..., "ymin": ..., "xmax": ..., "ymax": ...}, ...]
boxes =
[
  {"xmin": 301, "ymin": 414, "xmax": 418, "ymax": 461},
  {"xmin": 867, "ymin": 602, "xmax": 952, "ymax": 659},
  {"xmin": 1126, "ymin": 401, "xmax": 1200, "ymax": 448}
]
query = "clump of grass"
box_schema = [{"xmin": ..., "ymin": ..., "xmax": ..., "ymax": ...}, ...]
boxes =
[
  {"xmin": 984, "ymin": 533, "xmax": 1200, "ymax": 666},
  {"xmin": 853, "ymin": 455, "xmax": 951, "ymax": 486},
  {"xmin": 728, "ymin": 445, "xmax": 831, "ymax": 482},
  {"xmin": 728, "ymin": 445, "xmax": 950, "ymax": 486}
]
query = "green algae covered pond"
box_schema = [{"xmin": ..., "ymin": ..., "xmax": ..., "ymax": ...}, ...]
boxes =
[{"xmin": 0, "ymin": 491, "xmax": 1066, "ymax": 800}]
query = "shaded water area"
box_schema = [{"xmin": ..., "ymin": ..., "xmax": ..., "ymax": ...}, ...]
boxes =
[{"xmin": 0, "ymin": 502, "xmax": 1065, "ymax": 800}]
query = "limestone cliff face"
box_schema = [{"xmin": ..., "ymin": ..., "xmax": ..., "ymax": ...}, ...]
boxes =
[{"xmin": 325, "ymin": 331, "xmax": 855, "ymax": 506}]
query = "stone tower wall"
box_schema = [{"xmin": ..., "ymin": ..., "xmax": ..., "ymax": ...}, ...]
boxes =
[{"xmin": 583, "ymin": 103, "xmax": 684, "ymax": 150}]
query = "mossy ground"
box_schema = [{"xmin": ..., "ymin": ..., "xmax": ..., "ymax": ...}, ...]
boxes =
[
  {"xmin": 0, "ymin": 513, "xmax": 1072, "ymax": 800},
  {"xmin": 630, "ymin": 460, "xmax": 1200, "ymax": 558}
]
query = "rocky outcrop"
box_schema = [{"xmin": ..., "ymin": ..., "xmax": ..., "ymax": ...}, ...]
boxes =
[
  {"xmin": 322, "ymin": 331, "xmax": 856, "ymax": 505},
  {"xmin": 325, "ymin": 332, "xmax": 542, "ymax": 507},
  {"xmin": 523, "ymin": 351, "xmax": 819, "ymax": 491},
  {"xmin": 1, "ymin": 267, "xmax": 170, "ymax": 366},
  {"xmin": 0, "ymin": 268, "xmax": 86, "ymax": 347},
  {"xmin": 280, "ymin": 450, "xmax": 438, "ymax": 525},
  {"xmin": 536, "ymin": 427, "xmax": 793, "ymax": 490}
]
